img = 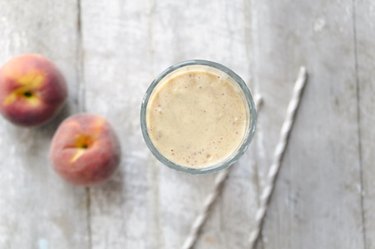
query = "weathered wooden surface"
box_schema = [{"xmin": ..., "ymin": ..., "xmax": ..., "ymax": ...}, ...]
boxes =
[
  {"xmin": 0, "ymin": 0, "xmax": 374, "ymax": 249},
  {"xmin": 81, "ymin": 1, "xmax": 259, "ymax": 248},
  {"xmin": 0, "ymin": 1, "xmax": 89, "ymax": 249},
  {"xmin": 255, "ymin": 0, "xmax": 370, "ymax": 248}
]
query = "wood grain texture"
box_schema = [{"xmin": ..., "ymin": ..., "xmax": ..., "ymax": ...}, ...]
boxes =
[
  {"xmin": 355, "ymin": 0, "xmax": 375, "ymax": 248},
  {"xmin": 0, "ymin": 1, "xmax": 89, "ymax": 249},
  {"xmin": 80, "ymin": 0, "xmax": 260, "ymax": 248},
  {"xmin": 1, "ymin": 0, "xmax": 373, "ymax": 248},
  {"xmin": 255, "ymin": 0, "xmax": 365, "ymax": 248}
]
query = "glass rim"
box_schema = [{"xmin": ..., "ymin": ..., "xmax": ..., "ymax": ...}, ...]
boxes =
[{"xmin": 140, "ymin": 59, "xmax": 257, "ymax": 174}]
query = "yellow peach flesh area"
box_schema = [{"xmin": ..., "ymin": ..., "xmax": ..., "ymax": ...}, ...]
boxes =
[
  {"xmin": 3, "ymin": 72, "xmax": 44, "ymax": 106},
  {"xmin": 70, "ymin": 149, "xmax": 86, "ymax": 163},
  {"xmin": 69, "ymin": 135, "xmax": 94, "ymax": 163}
]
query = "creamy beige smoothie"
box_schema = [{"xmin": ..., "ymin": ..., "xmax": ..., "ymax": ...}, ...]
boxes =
[{"xmin": 146, "ymin": 65, "xmax": 250, "ymax": 168}]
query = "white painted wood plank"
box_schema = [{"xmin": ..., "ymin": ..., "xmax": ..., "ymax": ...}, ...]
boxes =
[
  {"xmin": 81, "ymin": 0, "xmax": 260, "ymax": 248},
  {"xmin": 0, "ymin": 1, "xmax": 89, "ymax": 249},
  {"xmin": 355, "ymin": 0, "xmax": 375, "ymax": 248},
  {"xmin": 152, "ymin": 1, "xmax": 260, "ymax": 249},
  {"xmin": 80, "ymin": 2, "xmax": 158, "ymax": 248},
  {"xmin": 252, "ymin": 0, "xmax": 364, "ymax": 248}
]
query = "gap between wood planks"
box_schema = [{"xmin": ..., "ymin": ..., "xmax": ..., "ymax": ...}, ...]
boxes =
[
  {"xmin": 76, "ymin": 0, "xmax": 92, "ymax": 248},
  {"xmin": 351, "ymin": 0, "xmax": 367, "ymax": 248}
]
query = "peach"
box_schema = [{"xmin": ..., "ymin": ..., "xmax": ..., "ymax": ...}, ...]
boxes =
[
  {"xmin": 49, "ymin": 114, "xmax": 121, "ymax": 186},
  {"xmin": 0, "ymin": 54, "xmax": 67, "ymax": 126}
]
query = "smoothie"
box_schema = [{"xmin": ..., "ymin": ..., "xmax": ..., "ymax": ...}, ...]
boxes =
[{"xmin": 145, "ymin": 64, "xmax": 250, "ymax": 169}]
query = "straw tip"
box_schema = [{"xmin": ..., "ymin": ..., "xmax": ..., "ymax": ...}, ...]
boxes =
[
  {"xmin": 254, "ymin": 94, "xmax": 264, "ymax": 108},
  {"xmin": 299, "ymin": 66, "xmax": 308, "ymax": 78}
]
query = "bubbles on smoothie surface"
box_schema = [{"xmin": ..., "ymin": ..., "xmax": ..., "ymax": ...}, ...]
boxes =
[{"xmin": 146, "ymin": 66, "xmax": 249, "ymax": 168}]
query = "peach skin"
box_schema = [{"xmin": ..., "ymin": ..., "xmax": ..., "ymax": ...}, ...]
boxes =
[
  {"xmin": 49, "ymin": 114, "xmax": 121, "ymax": 186},
  {"xmin": 0, "ymin": 54, "xmax": 67, "ymax": 126}
]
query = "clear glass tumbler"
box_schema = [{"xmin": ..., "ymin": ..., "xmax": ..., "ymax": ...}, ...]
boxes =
[{"xmin": 140, "ymin": 60, "xmax": 257, "ymax": 174}]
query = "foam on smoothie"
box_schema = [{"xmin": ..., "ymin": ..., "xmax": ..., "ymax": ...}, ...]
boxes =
[{"xmin": 146, "ymin": 65, "xmax": 249, "ymax": 168}]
